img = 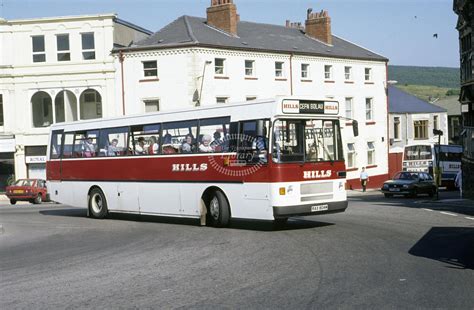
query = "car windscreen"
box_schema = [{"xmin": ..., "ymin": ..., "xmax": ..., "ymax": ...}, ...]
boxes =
[{"xmin": 393, "ymin": 172, "xmax": 414, "ymax": 180}]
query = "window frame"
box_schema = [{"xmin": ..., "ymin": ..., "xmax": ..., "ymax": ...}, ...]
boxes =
[
  {"xmin": 365, "ymin": 67, "xmax": 372, "ymax": 81},
  {"xmin": 301, "ymin": 63, "xmax": 310, "ymax": 79},
  {"xmin": 142, "ymin": 60, "xmax": 158, "ymax": 78},
  {"xmin": 143, "ymin": 99, "xmax": 160, "ymax": 113},
  {"xmin": 216, "ymin": 97, "xmax": 228, "ymax": 104},
  {"xmin": 214, "ymin": 58, "xmax": 226, "ymax": 75},
  {"xmin": 275, "ymin": 61, "xmax": 284, "ymax": 78},
  {"xmin": 245, "ymin": 60, "xmax": 255, "ymax": 77},
  {"xmin": 344, "ymin": 66, "xmax": 352, "ymax": 80},
  {"xmin": 414, "ymin": 120, "xmax": 429, "ymax": 140},
  {"xmin": 56, "ymin": 34, "xmax": 71, "ymax": 62},
  {"xmin": 393, "ymin": 116, "xmax": 401, "ymax": 140},
  {"xmin": 367, "ymin": 141, "xmax": 375, "ymax": 165},
  {"xmin": 32, "ymin": 35, "xmax": 46, "ymax": 63},
  {"xmin": 345, "ymin": 97, "xmax": 353, "ymax": 119},
  {"xmin": 347, "ymin": 143, "xmax": 356, "ymax": 168},
  {"xmin": 324, "ymin": 65, "xmax": 332, "ymax": 80},
  {"xmin": 81, "ymin": 32, "xmax": 96, "ymax": 60},
  {"xmin": 365, "ymin": 98, "xmax": 373, "ymax": 121}
]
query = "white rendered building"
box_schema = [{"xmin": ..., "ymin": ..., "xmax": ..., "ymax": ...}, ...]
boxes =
[
  {"xmin": 114, "ymin": 0, "xmax": 389, "ymax": 188},
  {"xmin": 0, "ymin": 14, "xmax": 150, "ymax": 188}
]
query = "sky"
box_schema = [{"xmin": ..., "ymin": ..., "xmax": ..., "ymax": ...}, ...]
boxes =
[{"xmin": 0, "ymin": 0, "xmax": 460, "ymax": 68}]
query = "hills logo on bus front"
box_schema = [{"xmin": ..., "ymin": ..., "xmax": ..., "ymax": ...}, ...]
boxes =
[{"xmin": 303, "ymin": 170, "xmax": 332, "ymax": 179}]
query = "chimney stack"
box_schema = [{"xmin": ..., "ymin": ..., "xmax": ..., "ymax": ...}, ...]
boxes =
[
  {"xmin": 305, "ymin": 8, "xmax": 332, "ymax": 45},
  {"xmin": 207, "ymin": 0, "xmax": 238, "ymax": 36}
]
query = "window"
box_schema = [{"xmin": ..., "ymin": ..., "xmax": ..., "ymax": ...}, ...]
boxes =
[
  {"xmin": 56, "ymin": 34, "xmax": 70, "ymax": 61},
  {"xmin": 347, "ymin": 143, "xmax": 356, "ymax": 168},
  {"xmin": 81, "ymin": 33, "xmax": 95, "ymax": 60},
  {"xmin": 144, "ymin": 99, "xmax": 159, "ymax": 113},
  {"xmin": 324, "ymin": 65, "xmax": 332, "ymax": 80},
  {"xmin": 143, "ymin": 61, "xmax": 158, "ymax": 78},
  {"xmin": 433, "ymin": 115, "xmax": 439, "ymax": 130},
  {"xmin": 394, "ymin": 117, "xmax": 401, "ymax": 140},
  {"xmin": 50, "ymin": 130, "xmax": 63, "ymax": 159},
  {"xmin": 367, "ymin": 141, "xmax": 375, "ymax": 165},
  {"xmin": 246, "ymin": 96, "xmax": 257, "ymax": 101},
  {"xmin": 73, "ymin": 130, "xmax": 99, "ymax": 158},
  {"xmin": 80, "ymin": 89, "xmax": 102, "ymax": 120},
  {"xmin": 275, "ymin": 62, "xmax": 284, "ymax": 77},
  {"xmin": 162, "ymin": 120, "xmax": 198, "ymax": 154},
  {"xmin": 197, "ymin": 117, "xmax": 230, "ymax": 153},
  {"xmin": 32, "ymin": 91, "xmax": 53, "ymax": 127},
  {"xmin": 130, "ymin": 124, "xmax": 161, "ymax": 155},
  {"xmin": 414, "ymin": 120, "xmax": 428, "ymax": 139},
  {"xmin": 301, "ymin": 63, "xmax": 310, "ymax": 79},
  {"xmin": 344, "ymin": 66, "xmax": 352, "ymax": 80},
  {"xmin": 32, "ymin": 35, "xmax": 46, "ymax": 63},
  {"xmin": 215, "ymin": 58, "xmax": 225, "ymax": 75},
  {"xmin": 365, "ymin": 68, "xmax": 372, "ymax": 81},
  {"xmin": 97, "ymin": 127, "xmax": 129, "ymax": 157},
  {"xmin": 238, "ymin": 119, "xmax": 270, "ymax": 163},
  {"xmin": 0, "ymin": 94, "xmax": 3, "ymax": 126},
  {"xmin": 345, "ymin": 97, "xmax": 353, "ymax": 119},
  {"xmin": 216, "ymin": 97, "xmax": 228, "ymax": 104},
  {"xmin": 365, "ymin": 98, "xmax": 373, "ymax": 120},
  {"xmin": 62, "ymin": 133, "xmax": 75, "ymax": 158},
  {"xmin": 245, "ymin": 60, "xmax": 255, "ymax": 76}
]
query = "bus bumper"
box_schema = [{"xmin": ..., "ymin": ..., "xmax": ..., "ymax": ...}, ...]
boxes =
[{"xmin": 272, "ymin": 200, "xmax": 348, "ymax": 218}]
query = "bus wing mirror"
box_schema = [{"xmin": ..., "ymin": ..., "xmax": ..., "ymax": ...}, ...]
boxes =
[{"xmin": 352, "ymin": 120, "xmax": 359, "ymax": 137}]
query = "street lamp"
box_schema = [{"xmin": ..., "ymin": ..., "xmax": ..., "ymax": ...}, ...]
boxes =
[{"xmin": 433, "ymin": 129, "xmax": 443, "ymax": 200}]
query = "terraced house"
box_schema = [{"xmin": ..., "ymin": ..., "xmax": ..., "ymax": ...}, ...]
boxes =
[
  {"xmin": 0, "ymin": 14, "xmax": 150, "ymax": 190},
  {"xmin": 114, "ymin": 0, "xmax": 390, "ymax": 188}
]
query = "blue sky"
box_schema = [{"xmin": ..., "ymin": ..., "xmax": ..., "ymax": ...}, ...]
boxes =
[{"xmin": 0, "ymin": 0, "xmax": 459, "ymax": 67}]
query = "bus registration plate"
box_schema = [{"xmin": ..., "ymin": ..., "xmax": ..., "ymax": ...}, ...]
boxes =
[{"xmin": 311, "ymin": 204, "xmax": 328, "ymax": 212}]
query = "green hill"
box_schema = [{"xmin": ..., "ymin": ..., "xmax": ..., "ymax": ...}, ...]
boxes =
[{"xmin": 388, "ymin": 65, "xmax": 459, "ymax": 89}]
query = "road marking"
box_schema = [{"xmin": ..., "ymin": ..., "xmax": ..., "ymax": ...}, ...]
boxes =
[
  {"xmin": 421, "ymin": 208, "xmax": 433, "ymax": 212},
  {"xmin": 440, "ymin": 211, "xmax": 458, "ymax": 217},
  {"xmin": 465, "ymin": 217, "xmax": 474, "ymax": 221}
]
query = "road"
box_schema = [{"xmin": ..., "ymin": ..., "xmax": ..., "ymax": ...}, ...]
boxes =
[{"xmin": 1, "ymin": 191, "xmax": 473, "ymax": 309}]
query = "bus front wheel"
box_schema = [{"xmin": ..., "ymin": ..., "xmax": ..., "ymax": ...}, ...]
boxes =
[
  {"xmin": 207, "ymin": 191, "xmax": 230, "ymax": 228},
  {"xmin": 88, "ymin": 188, "xmax": 108, "ymax": 219}
]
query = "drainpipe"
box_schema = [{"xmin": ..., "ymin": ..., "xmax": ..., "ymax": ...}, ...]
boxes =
[
  {"xmin": 119, "ymin": 50, "xmax": 126, "ymax": 115},
  {"xmin": 289, "ymin": 53, "xmax": 294, "ymax": 96}
]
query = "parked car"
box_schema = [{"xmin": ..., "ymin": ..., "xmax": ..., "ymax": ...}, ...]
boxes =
[
  {"xmin": 5, "ymin": 179, "xmax": 48, "ymax": 205},
  {"xmin": 381, "ymin": 172, "xmax": 437, "ymax": 198}
]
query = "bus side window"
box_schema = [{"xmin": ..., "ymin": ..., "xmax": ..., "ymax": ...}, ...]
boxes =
[
  {"xmin": 50, "ymin": 130, "xmax": 63, "ymax": 159},
  {"xmin": 162, "ymin": 120, "xmax": 198, "ymax": 154},
  {"xmin": 130, "ymin": 124, "xmax": 161, "ymax": 156},
  {"xmin": 198, "ymin": 117, "xmax": 230, "ymax": 153},
  {"xmin": 98, "ymin": 127, "xmax": 129, "ymax": 157},
  {"xmin": 62, "ymin": 133, "xmax": 75, "ymax": 158}
]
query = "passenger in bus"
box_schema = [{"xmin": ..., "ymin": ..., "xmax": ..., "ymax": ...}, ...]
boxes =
[
  {"xmin": 163, "ymin": 133, "xmax": 172, "ymax": 144},
  {"xmin": 199, "ymin": 135, "xmax": 213, "ymax": 153},
  {"xmin": 107, "ymin": 139, "xmax": 120, "ymax": 156},
  {"xmin": 82, "ymin": 137, "xmax": 96, "ymax": 157},
  {"xmin": 148, "ymin": 136, "xmax": 159, "ymax": 154},
  {"xmin": 210, "ymin": 131, "xmax": 223, "ymax": 152},
  {"xmin": 135, "ymin": 137, "xmax": 147, "ymax": 155},
  {"xmin": 181, "ymin": 134, "xmax": 194, "ymax": 153}
]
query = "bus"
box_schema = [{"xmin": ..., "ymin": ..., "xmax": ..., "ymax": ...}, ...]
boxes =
[
  {"xmin": 46, "ymin": 97, "xmax": 356, "ymax": 227},
  {"xmin": 402, "ymin": 143, "xmax": 462, "ymax": 188}
]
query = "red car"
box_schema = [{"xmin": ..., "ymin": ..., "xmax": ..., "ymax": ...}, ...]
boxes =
[{"xmin": 5, "ymin": 179, "xmax": 48, "ymax": 205}]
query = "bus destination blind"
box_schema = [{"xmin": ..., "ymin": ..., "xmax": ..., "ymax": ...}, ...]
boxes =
[{"xmin": 282, "ymin": 100, "xmax": 339, "ymax": 115}]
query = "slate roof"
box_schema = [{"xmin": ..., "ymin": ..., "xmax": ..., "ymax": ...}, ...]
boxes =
[
  {"xmin": 122, "ymin": 15, "xmax": 387, "ymax": 62},
  {"xmin": 388, "ymin": 85, "xmax": 447, "ymax": 114}
]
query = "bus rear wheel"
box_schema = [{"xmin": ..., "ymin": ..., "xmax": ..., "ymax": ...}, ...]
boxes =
[
  {"xmin": 207, "ymin": 191, "xmax": 230, "ymax": 228},
  {"xmin": 88, "ymin": 188, "xmax": 108, "ymax": 219}
]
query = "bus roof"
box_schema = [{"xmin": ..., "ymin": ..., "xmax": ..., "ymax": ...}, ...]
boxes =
[{"xmin": 49, "ymin": 97, "xmax": 340, "ymax": 132}]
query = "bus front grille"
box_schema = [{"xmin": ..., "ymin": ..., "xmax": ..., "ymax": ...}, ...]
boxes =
[{"xmin": 300, "ymin": 182, "xmax": 334, "ymax": 202}]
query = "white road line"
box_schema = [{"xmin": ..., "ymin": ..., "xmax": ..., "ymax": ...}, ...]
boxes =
[
  {"xmin": 440, "ymin": 211, "xmax": 458, "ymax": 217},
  {"xmin": 421, "ymin": 208, "xmax": 433, "ymax": 212},
  {"xmin": 465, "ymin": 217, "xmax": 474, "ymax": 221}
]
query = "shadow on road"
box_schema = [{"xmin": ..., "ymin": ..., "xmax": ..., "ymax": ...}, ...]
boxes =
[
  {"xmin": 39, "ymin": 208, "xmax": 334, "ymax": 231},
  {"xmin": 409, "ymin": 227, "xmax": 474, "ymax": 270}
]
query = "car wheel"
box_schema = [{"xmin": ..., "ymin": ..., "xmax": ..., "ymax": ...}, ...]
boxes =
[
  {"xmin": 428, "ymin": 188, "xmax": 436, "ymax": 198},
  {"xmin": 33, "ymin": 194, "xmax": 42, "ymax": 204},
  {"xmin": 88, "ymin": 188, "xmax": 108, "ymax": 219},
  {"xmin": 411, "ymin": 188, "xmax": 418, "ymax": 198},
  {"xmin": 10, "ymin": 199, "xmax": 16, "ymax": 205},
  {"xmin": 384, "ymin": 193, "xmax": 393, "ymax": 198},
  {"xmin": 207, "ymin": 190, "xmax": 230, "ymax": 228}
]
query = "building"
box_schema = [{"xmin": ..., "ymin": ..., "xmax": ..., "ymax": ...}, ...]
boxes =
[
  {"xmin": 432, "ymin": 97, "xmax": 462, "ymax": 144},
  {"xmin": 387, "ymin": 85, "xmax": 448, "ymax": 177},
  {"xmin": 0, "ymin": 14, "xmax": 151, "ymax": 190},
  {"xmin": 454, "ymin": 0, "xmax": 474, "ymax": 198},
  {"xmin": 114, "ymin": 0, "xmax": 390, "ymax": 188}
]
